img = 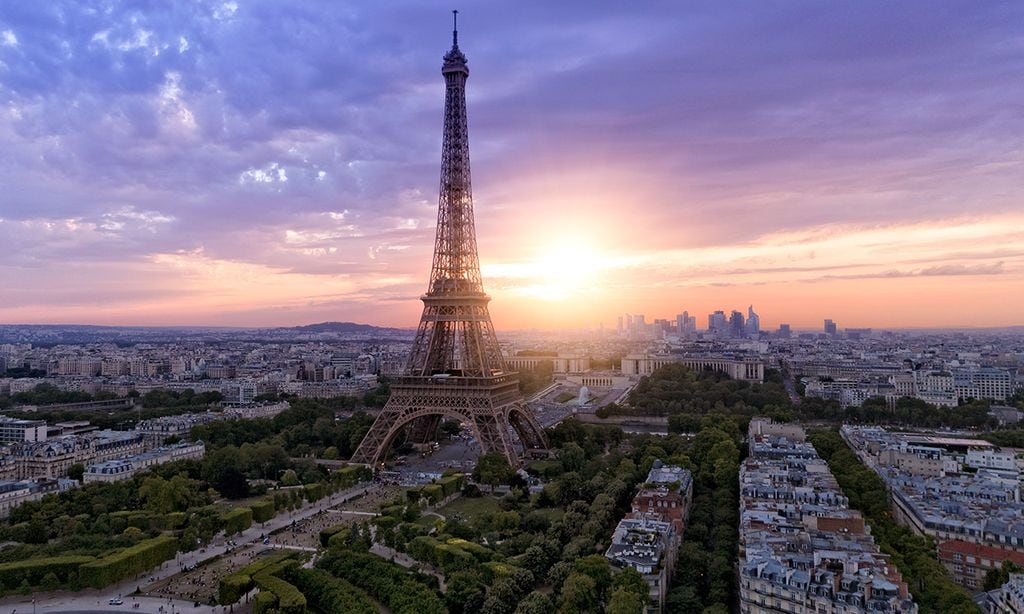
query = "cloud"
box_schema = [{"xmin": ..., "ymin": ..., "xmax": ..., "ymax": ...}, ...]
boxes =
[{"xmin": 0, "ymin": 1, "xmax": 1021, "ymax": 327}]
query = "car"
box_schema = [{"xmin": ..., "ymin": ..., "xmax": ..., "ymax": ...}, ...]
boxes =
[{"xmin": 109, "ymin": 598, "xmax": 124, "ymax": 606}]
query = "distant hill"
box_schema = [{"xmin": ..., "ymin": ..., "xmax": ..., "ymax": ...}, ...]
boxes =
[{"xmin": 285, "ymin": 321, "xmax": 404, "ymax": 334}]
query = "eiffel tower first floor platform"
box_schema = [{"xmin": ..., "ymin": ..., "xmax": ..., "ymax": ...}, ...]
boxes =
[{"xmin": 349, "ymin": 373, "xmax": 550, "ymax": 467}]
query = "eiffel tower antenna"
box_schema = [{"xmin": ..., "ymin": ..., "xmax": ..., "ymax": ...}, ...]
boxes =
[{"xmin": 351, "ymin": 15, "xmax": 549, "ymax": 468}]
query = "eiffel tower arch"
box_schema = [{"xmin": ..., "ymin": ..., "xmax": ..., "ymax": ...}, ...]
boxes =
[{"xmin": 350, "ymin": 13, "xmax": 549, "ymax": 468}]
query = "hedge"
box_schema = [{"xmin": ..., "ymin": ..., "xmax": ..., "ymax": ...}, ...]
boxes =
[
  {"xmin": 481, "ymin": 561, "xmax": 519, "ymax": 583},
  {"xmin": 319, "ymin": 523, "xmax": 348, "ymax": 548},
  {"xmin": 446, "ymin": 538, "xmax": 494, "ymax": 562},
  {"xmin": 434, "ymin": 543, "xmax": 474, "ymax": 573},
  {"xmin": 250, "ymin": 500, "xmax": 275, "ymax": 524},
  {"xmin": 253, "ymin": 560, "xmax": 305, "ymax": 614},
  {"xmin": 318, "ymin": 551, "xmax": 445, "ymax": 614},
  {"xmin": 80, "ymin": 535, "xmax": 179, "ymax": 588},
  {"xmin": 218, "ymin": 551, "xmax": 297, "ymax": 604},
  {"xmin": 288, "ymin": 567, "xmax": 375, "ymax": 614},
  {"xmin": 221, "ymin": 507, "xmax": 253, "ymax": 535},
  {"xmin": 327, "ymin": 529, "xmax": 353, "ymax": 550},
  {"xmin": 304, "ymin": 483, "xmax": 326, "ymax": 502},
  {"xmin": 164, "ymin": 511, "xmax": 187, "ymax": 529},
  {"xmin": 421, "ymin": 484, "xmax": 444, "ymax": 504},
  {"xmin": 0, "ymin": 556, "xmax": 93, "ymax": 591},
  {"xmin": 437, "ymin": 474, "xmax": 464, "ymax": 497},
  {"xmin": 333, "ymin": 465, "xmax": 372, "ymax": 488},
  {"xmin": 252, "ymin": 590, "xmax": 277, "ymax": 614}
]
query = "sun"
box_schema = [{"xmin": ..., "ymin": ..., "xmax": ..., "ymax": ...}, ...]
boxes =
[{"xmin": 483, "ymin": 239, "xmax": 612, "ymax": 302}]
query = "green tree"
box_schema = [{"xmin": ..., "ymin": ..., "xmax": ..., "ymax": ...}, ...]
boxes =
[
  {"xmin": 67, "ymin": 463, "xmax": 85, "ymax": 482},
  {"xmin": 281, "ymin": 469, "xmax": 301, "ymax": 486},
  {"xmin": 473, "ymin": 452, "xmax": 513, "ymax": 493},
  {"xmin": 574, "ymin": 555, "xmax": 613, "ymax": 596},
  {"xmin": 558, "ymin": 572, "xmax": 597, "ymax": 613},
  {"xmin": 445, "ymin": 571, "xmax": 486, "ymax": 614},
  {"xmin": 605, "ymin": 588, "xmax": 643, "ymax": 614},
  {"xmin": 558, "ymin": 442, "xmax": 586, "ymax": 473},
  {"xmin": 612, "ymin": 566, "xmax": 648, "ymax": 604},
  {"xmin": 984, "ymin": 560, "xmax": 1024, "ymax": 591},
  {"xmin": 201, "ymin": 446, "xmax": 249, "ymax": 499},
  {"xmin": 514, "ymin": 591, "xmax": 553, "ymax": 614}
]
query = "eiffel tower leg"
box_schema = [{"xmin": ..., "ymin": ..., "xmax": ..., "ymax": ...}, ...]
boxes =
[
  {"xmin": 408, "ymin": 414, "xmax": 443, "ymax": 445},
  {"xmin": 508, "ymin": 402, "xmax": 550, "ymax": 457},
  {"xmin": 473, "ymin": 411, "xmax": 517, "ymax": 467}
]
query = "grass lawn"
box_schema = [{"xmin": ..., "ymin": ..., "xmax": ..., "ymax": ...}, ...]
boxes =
[
  {"xmin": 554, "ymin": 391, "xmax": 577, "ymax": 403},
  {"xmin": 531, "ymin": 507, "xmax": 564, "ymax": 522},
  {"xmin": 438, "ymin": 495, "xmax": 503, "ymax": 522}
]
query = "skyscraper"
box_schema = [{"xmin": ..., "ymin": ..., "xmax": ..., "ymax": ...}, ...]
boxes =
[
  {"xmin": 708, "ymin": 310, "xmax": 728, "ymax": 335},
  {"xmin": 729, "ymin": 310, "xmax": 746, "ymax": 338},
  {"xmin": 745, "ymin": 305, "xmax": 761, "ymax": 336},
  {"xmin": 824, "ymin": 319, "xmax": 838, "ymax": 336}
]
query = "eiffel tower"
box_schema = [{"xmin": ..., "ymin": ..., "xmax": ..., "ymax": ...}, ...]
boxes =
[{"xmin": 350, "ymin": 13, "xmax": 549, "ymax": 467}]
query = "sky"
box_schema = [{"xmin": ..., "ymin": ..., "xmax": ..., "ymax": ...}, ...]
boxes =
[{"xmin": 0, "ymin": 1, "xmax": 1022, "ymax": 330}]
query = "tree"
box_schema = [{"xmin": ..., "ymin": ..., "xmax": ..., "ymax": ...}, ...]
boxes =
[
  {"xmin": 201, "ymin": 446, "xmax": 249, "ymax": 499},
  {"xmin": 445, "ymin": 571, "xmax": 486, "ymax": 614},
  {"xmin": 514, "ymin": 591, "xmax": 553, "ymax": 614},
  {"xmin": 558, "ymin": 572, "xmax": 597, "ymax": 613},
  {"xmin": 984, "ymin": 560, "xmax": 1024, "ymax": 591},
  {"xmin": 67, "ymin": 463, "xmax": 85, "ymax": 482},
  {"xmin": 473, "ymin": 452, "xmax": 513, "ymax": 493},
  {"xmin": 558, "ymin": 442, "xmax": 586, "ymax": 473},
  {"xmin": 140, "ymin": 474, "xmax": 197, "ymax": 514},
  {"xmin": 481, "ymin": 578, "xmax": 519, "ymax": 614},
  {"xmin": 605, "ymin": 588, "xmax": 643, "ymax": 614},
  {"xmin": 574, "ymin": 555, "xmax": 612, "ymax": 596},
  {"xmin": 281, "ymin": 469, "xmax": 301, "ymax": 486},
  {"xmin": 611, "ymin": 567, "xmax": 648, "ymax": 604}
]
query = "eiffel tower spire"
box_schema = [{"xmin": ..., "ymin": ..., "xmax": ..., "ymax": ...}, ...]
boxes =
[{"xmin": 350, "ymin": 15, "xmax": 549, "ymax": 467}]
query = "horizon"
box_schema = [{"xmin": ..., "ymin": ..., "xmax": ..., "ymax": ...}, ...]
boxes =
[
  {"xmin": 2, "ymin": 2, "xmax": 1022, "ymax": 329},
  {"xmin": 2, "ymin": 320, "xmax": 1023, "ymax": 334}
]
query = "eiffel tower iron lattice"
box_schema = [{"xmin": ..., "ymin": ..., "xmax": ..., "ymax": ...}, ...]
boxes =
[{"xmin": 350, "ymin": 13, "xmax": 550, "ymax": 467}]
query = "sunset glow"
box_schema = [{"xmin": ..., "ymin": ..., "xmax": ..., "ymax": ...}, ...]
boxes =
[{"xmin": 1, "ymin": 2, "xmax": 1022, "ymax": 329}]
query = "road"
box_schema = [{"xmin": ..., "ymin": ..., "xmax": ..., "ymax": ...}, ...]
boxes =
[{"xmin": 0, "ymin": 482, "xmax": 378, "ymax": 614}]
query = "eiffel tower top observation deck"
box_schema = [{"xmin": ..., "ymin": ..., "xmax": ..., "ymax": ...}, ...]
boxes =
[{"xmin": 349, "ymin": 12, "xmax": 549, "ymax": 467}]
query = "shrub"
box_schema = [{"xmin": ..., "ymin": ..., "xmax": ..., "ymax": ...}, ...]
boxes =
[
  {"xmin": 250, "ymin": 500, "xmax": 275, "ymax": 524},
  {"xmin": 288, "ymin": 567, "xmax": 375, "ymax": 614},
  {"xmin": 221, "ymin": 507, "xmax": 253, "ymax": 535},
  {"xmin": 318, "ymin": 550, "xmax": 445, "ymax": 614},
  {"xmin": 218, "ymin": 551, "xmax": 297, "ymax": 605},
  {"xmin": 304, "ymin": 483, "xmax": 326, "ymax": 502},
  {"xmin": 333, "ymin": 465, "xmax": 372, "ymax": 488},
  {"xmin": 80, "ymin": 535, "xmax": 178, "ymax": 588},
  {"xmin": 252, "ymin": 590, "xmax": 277, "ymax": 614},
  {"xmin": 0, "ymin": 556, "xmax": 93, "ymax": 592},
  {"xmin": 481, "ymin": 561, "xmax": 519, "ymax": 583},
  {"xmin": 319, "ymin": 524, "xmax": 348, "ymax": 548},
  {"xmin": 254, "ymin": 561, "xmax": 305, "ymax": 614},
  {"xmin": 421, "ymin": 484, "xmax": 444, "ymax": 504},
  {"xmin": 437, "ymin": 474, "xmax": 464, "ymax": 497},
  {"xmin": 446, "ymin": 538, "xmax": 494, "ymax": 562}
]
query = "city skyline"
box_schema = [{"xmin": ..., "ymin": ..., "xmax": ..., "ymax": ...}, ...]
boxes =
[{"xmin": 1, "ymin": 2, "xmax": 1023, "ymax": 330}]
